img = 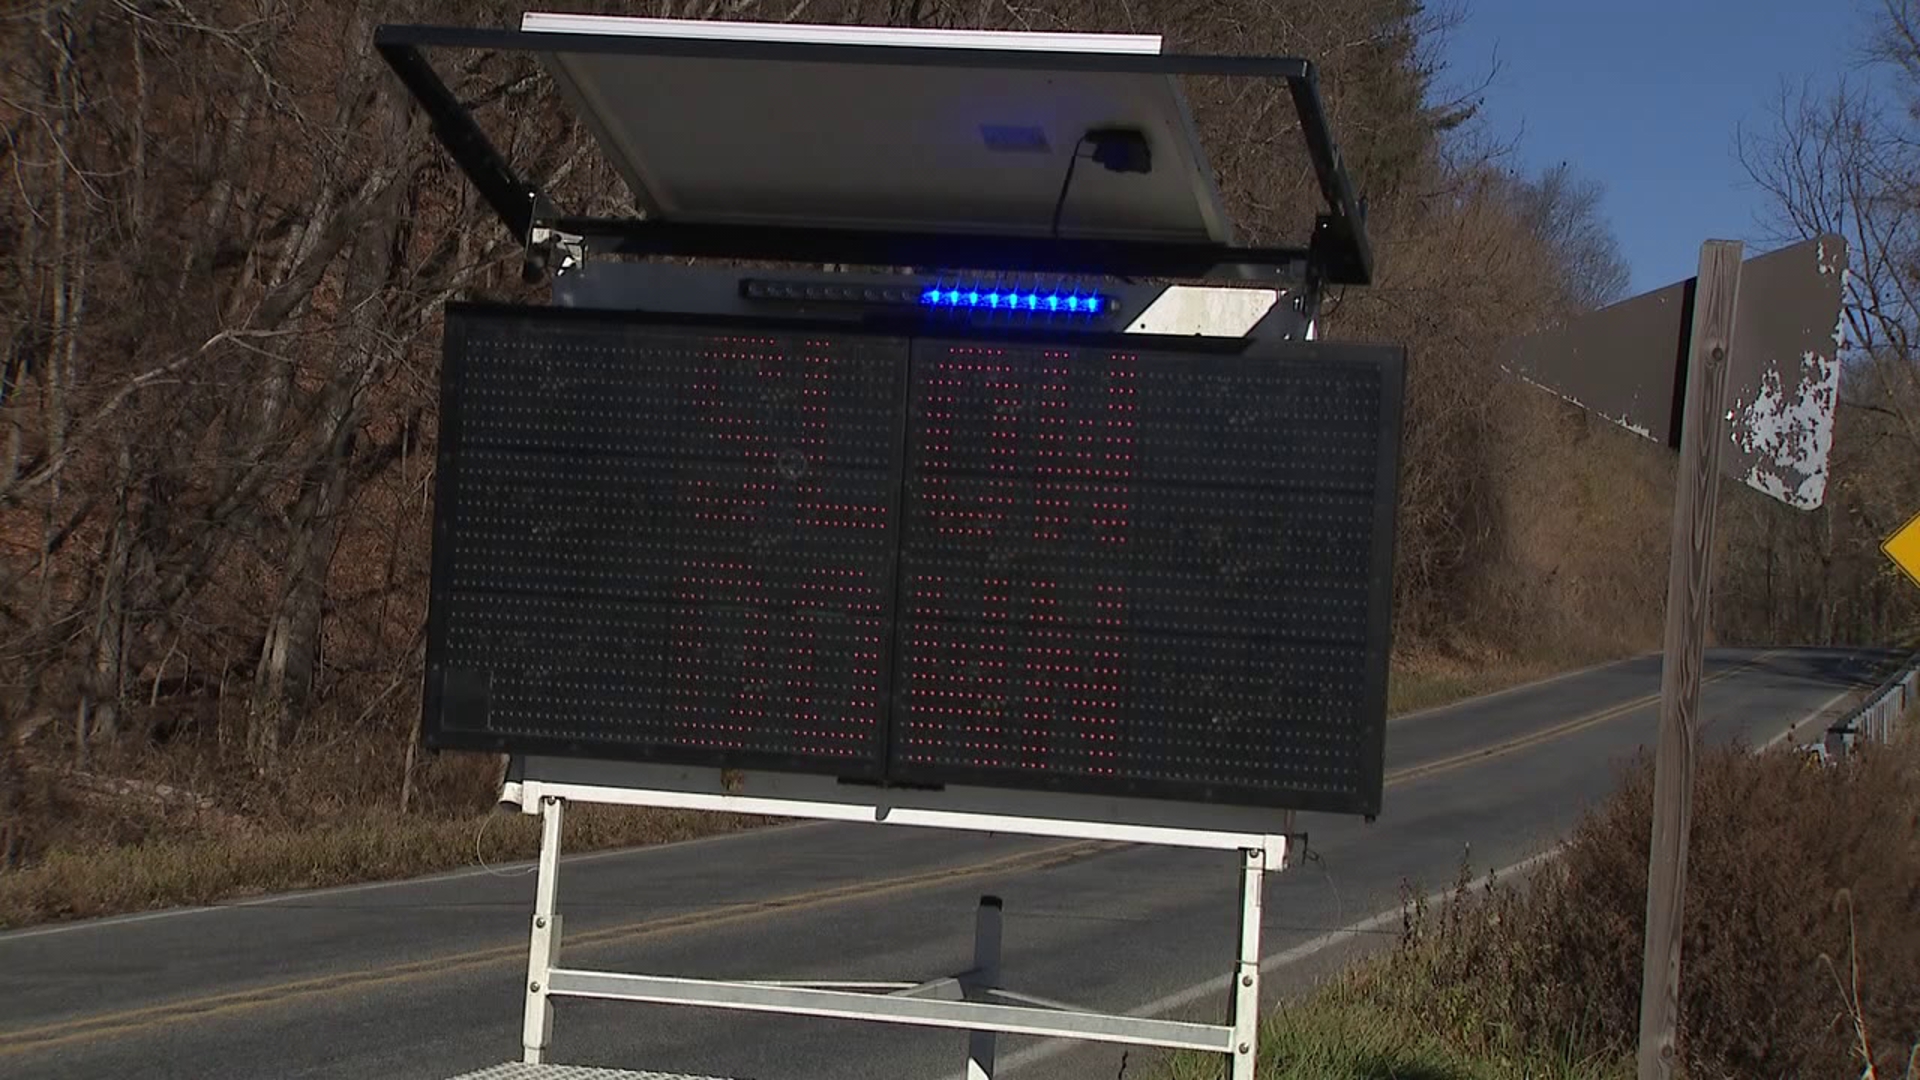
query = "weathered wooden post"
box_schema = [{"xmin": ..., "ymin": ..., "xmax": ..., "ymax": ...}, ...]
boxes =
[{"xmin": 1635, "ymin": 240, "xmax": 1742, "ymax": 1080}]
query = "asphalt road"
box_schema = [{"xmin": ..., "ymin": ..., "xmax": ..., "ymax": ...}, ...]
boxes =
[{"xmin": 0, "ymin": 646, "xmax": 1891, "ymax": 1080}]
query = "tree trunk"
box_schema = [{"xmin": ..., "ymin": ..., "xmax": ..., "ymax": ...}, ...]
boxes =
[
  {"xmin": 248, "ymin": 417, "xmax": 357, "ymax": 765},
  {"xmin": 1763, "ymin": 510, "xmax": 1776, "ymax": 641},
  {"xmin": 87, "ymin": 444, "xmax": 135, "ymax": 744},
  {"xmin": 245, "ymin": 82, "xmax": 413, "ymax": 765}
]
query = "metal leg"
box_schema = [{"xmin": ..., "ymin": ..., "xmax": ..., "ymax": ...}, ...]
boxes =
[
  {"xmin": 965, "ymin": 895, "xmax": 1003, "ymax": 1080},
  {"xmin": 523, "ymin": 795, "xmax": 565, "ymax": 1064},
  {"xmin": 1230, "ymin": 846, "xmax": 1266, "ymax": 1080},
  {"xmin": 503, "ymin": 773, "xmax": 1296, "ymax": 1077}
]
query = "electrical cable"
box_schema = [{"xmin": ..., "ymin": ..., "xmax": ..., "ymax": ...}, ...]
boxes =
[
  {"xmin": 1049, "ymin": 134, "xmax": 1095, "ymax": 239},
  {"xmin": 474, "ymin": 809, "xmax": 537, "ymax": 879},
  {"xmin": 1303, "ymin": 841, "xmax": 1344, "ymax": 928}
]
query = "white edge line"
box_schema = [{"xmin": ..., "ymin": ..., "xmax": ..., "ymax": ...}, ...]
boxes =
[
  {"xmin": 0, "ymin": 649, "xmax": 1853, "ymax": 945},
  {"xmin": 969, "ymin": 661, "xmax": 1868, "ymax": 1080},
  {"xmin": 0, "ymin": 663, "xmax": 1633, "ymax": 943},
  {"xmin": 957, "ymin": 850, "xmax": 1565, "ymax": 1080},
  {"xmin": 1761, "ymin": 682, "xmax": 1861, "ymax": 750}
]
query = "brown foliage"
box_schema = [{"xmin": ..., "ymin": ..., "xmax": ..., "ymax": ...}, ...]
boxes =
[
  {"xmin": 0, "ymin": 0, "xmax": 1669, "ymax": 892},
  {"xmin": 1385, "ymin": 741, "xmax": 1920, "ymax": 1079},
  {"xmin": 1717, "ymin": 0, "xmax": 1920, "ymax": 650}
]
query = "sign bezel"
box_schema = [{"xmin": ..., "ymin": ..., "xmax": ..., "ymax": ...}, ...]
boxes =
[{"xmin": 423, "ymin": 302, "xmax": 1402, "ymax": 817}]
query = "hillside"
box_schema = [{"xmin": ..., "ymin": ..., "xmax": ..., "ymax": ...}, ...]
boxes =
[{"xmin": 0, "ymin": 0, "xmax": 1914, "ymax": 916}]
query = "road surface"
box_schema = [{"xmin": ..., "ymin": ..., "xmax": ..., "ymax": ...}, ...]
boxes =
[{"xmin": 0, "ymin": 647, "xmax": 1890, "ymax": 1080}]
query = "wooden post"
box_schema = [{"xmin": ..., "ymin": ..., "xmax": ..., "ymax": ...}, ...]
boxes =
[{"xmin": 1636, "ymin": 239, "xmax": 1743, "ymax": 1080}]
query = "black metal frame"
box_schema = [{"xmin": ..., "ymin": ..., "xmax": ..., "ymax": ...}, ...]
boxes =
[
  {"xmin": 372, "ymin": 22, "xmax": 1373, "ymax": 287},
  {"xmin": 423, "ymin": 301, "xmax": 1402, "ymax": 817},
  {"xmin": 878, "ymin": 329, "xmax": 1402, "ymax": 818},
  {"xmin": 551, "ymin": 263, "xmax": 1312, "ymax": 343}
]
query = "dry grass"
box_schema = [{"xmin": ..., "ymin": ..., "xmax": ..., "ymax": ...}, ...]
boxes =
[
  {"xmin": 1385, "ymin": 647, "xmax": 1627, "ymax": 717},
  {"xmin": 0, "ymin": 654, "xmax": 1587, "ymax": 930},
  {"xmin": 0, "ymin": 736, "xmax": 775, "ymax": 930},
  {"xmin": 1158, "ymin": 988, "xmax": 1623, "ymax": 1080},
  {"xmin": 1394, "ymin": 740, "xmax": 1920, "ymax": 1078},
  {"xmin": 1160, "ymin": 735, "xmax": 1920, "ymax": 1080},
  {"xmin": 0, "ymin": 800, "xmax": 771, "ymax": 930}
]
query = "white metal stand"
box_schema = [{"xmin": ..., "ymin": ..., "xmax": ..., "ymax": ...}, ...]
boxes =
[
  {"xmin": 487, "ymin": 758, "xmax": 1290, "ymax": 1080},
  {"xmin": 524, "ymin": 796, "xmax": 565, "ymax": 1063},
  {"xmin": 966, "ymin": 896, "xmax": 1002, "ymax": 1080}
]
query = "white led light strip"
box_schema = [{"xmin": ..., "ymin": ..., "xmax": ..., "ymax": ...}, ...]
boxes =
[{"xmin": 520, "ymin": 13, "xmax": 1165, "ymax": 55}]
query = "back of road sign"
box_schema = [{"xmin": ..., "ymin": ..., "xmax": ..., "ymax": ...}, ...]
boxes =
[{"xmin": 1501, "ymin": 234, "xmax": 1848, "ymax": 510}]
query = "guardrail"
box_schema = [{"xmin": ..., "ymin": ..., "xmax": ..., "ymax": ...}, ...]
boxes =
[{"xmin": 1824, "ymin": 655, "xmax": 1919, "ymax": 757}]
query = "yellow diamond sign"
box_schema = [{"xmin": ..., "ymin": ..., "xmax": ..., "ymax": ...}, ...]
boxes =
[{"xmin": 1887, "ymin": 509, "xmax": 1920, "ymax": 590}]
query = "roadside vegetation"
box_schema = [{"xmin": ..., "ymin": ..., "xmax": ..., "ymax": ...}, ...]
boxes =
[
  {"xmin": 1162, "ymin": 737, "xmax": 1920, "ymax": 1080},
  {"xmin": 0, "ymin": 0, "xmax": 1914, "ymax": 926},
  {"xmin": 0, "ymin": 795, "xmax": 770, "ymax": 928},
  {"xmin": 0, "ymin": 0, "xmax": 1643, "ymax": 925},
  {"xmin": 0, "ymin": 656, "xmax": 1532, "ymax": 929}
]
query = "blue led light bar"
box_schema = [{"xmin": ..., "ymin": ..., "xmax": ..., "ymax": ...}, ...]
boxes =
[
  {"xmin": 738, "ymin": 276, "xmax": 1113, "ymax": 319},
  {"xmin": 920, "ymin": 286, "xmax": 1108, "ymax": 314}
]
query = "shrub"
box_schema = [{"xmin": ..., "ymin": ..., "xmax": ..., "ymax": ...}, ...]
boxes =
[{"xmin": 1378, "ymin": 740, "xmax": 1920, "ymax": 1078}]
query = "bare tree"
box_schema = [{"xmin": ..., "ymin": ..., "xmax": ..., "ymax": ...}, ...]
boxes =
[
  {"xmin": 0, "ymin": 1, "xmax": 544, "ymax": 770},
  {"xmin": 1502, "ymin": 162, "xmax": 1633, "ymax": 311},
  {"xmin": 1726, "ymin": 0, "xmax": 1920, "ymax": 646},
  {"xmin": 0, "ymin": 0, "xmax": 1674, "ymax": 856}
]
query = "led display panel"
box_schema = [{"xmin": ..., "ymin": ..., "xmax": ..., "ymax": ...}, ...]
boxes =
[
  {"xmin": 424, "ymin": 305, "xmax": 903, "ymax": 775},
  {"xmin": 424, "ymin": 304, "xmax": 1402, "ymax": 816},
  {"xmin": 892, "ymin": 339, "xmax": 1399, "ymax": 814}
]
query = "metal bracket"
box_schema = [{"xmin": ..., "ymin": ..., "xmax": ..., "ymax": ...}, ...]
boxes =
[
  {"xmin": 374, "ymin": 25, "xmax": 1374, "ymax": 286},
  {"xmin": 523, "ymin": 796, "xmax": 565, "ymax": 1064},
  {"xmin": 509, "ymin": 794, "xmax": 1285, "ymax": 1078},
  {"xmin": 523, "ymin": 195, "xmax": 586, "ymax": 285}
]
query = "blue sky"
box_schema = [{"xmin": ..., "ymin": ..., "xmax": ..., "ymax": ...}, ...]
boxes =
[{"xmin": 1437, "ymin": 0, "xmax": 1880, "ymax": 295}]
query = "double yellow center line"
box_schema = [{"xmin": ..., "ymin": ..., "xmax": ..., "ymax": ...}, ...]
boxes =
[
  {"xmin": 0, "ymin": 840, "xmax": 1104, "ymax": 1056},
  {"xmin": 0, "ymin": 651, "xmax": 1778, "ymax": 1056},
  {"xmin": 1387, "ymin": 650, "xmax": 1779, "ymax": 786}
]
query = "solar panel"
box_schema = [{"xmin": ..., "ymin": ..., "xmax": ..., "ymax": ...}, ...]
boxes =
[
  {"xmin": 424, "ymin": 305, "xmax": 1401, "ymax": 815},
  {"xmin": 375, "ymin": 18, "xmax": 1376, "ymax": 285},
  {"xmin": 518, "ymin": 13, "xmax": 1234, "ymax": 244}
]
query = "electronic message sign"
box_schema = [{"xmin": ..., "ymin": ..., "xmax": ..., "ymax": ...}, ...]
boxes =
[
  {"xmin": 892, "ymin": 338, "xmax": 1398, "ymax": 811},
  {"xmin": 424, "ymin": 303, "xmax": 1402, "ymax": 815}
]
